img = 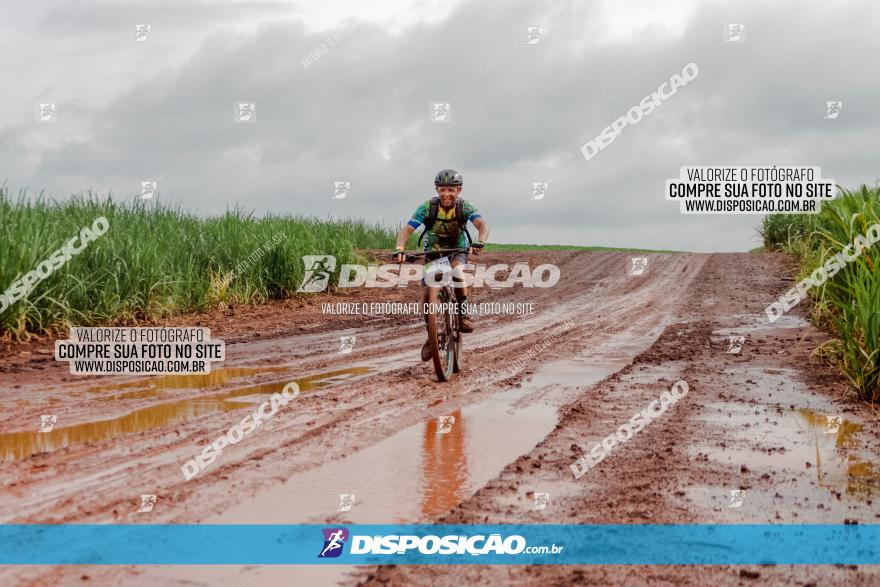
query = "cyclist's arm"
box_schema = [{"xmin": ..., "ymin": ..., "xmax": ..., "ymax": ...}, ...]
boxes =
[
  {"xmin": 396, "ymin": 202, "xmax": 429, "ymax": 250},
  {"xmin": 463, "ymin": 201, "xmax": 489, "ymax": 244},
  {"xmin": 395, "ymin": 224, "xmax": 415, "ymax": 250},
  {"xmin": 471, "ymin": 216, "xmax": 490, "ymax": 243}
]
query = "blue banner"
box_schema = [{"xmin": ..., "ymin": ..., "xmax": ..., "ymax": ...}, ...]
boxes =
[{"xmin": 1, "ymin": 524, "xmax": 877, "ymax": 565}]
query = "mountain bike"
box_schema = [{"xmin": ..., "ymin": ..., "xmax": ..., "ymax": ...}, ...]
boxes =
[{"xmin": 395, "ymin": 247, "xmax": 472, "ymax": 381}]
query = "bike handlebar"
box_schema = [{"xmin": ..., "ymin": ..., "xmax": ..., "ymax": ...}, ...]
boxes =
[
  {"xmin": 391, "ymin": 247, "xmax": 478, "ymax": 262},
  {"xmin": 397, "ymin": 247, "xmax": 471, "ymax": 257}
]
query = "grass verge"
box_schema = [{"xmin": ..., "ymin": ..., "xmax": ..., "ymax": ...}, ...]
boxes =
[
  {"xmin": 0, "ymin": 187, "xmax": 396, "ymax": 340},
  {"xmin": 759, "ymin": 183, "xmax": 880, "ymax": 402}
]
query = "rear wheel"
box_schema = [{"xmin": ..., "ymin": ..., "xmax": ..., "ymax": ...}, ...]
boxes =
[
  {"xmin": 426, "ymin": 285, "xmax": 456, "ymax": 381},
  {"xmin": 452, "ymin": 294, "xmax": 462, "ymax": 373}
]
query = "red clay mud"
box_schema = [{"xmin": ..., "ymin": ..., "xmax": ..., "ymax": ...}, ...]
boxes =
[{"xmin": 1, "ymin": 251, "xmax": 877, "ymax": 586}]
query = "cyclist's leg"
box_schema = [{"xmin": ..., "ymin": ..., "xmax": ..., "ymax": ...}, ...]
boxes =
[
  {"xmin": 418, "ymin": 257, "xmax": 432, "ymax": 361},
  {"xmin": 450, "ymin": 253, "xmax": 474, "ymax": 332}
]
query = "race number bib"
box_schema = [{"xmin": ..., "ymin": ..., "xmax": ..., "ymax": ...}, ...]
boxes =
[{"xmin": 425, "ymin": 256, "xmax": 452, "ymax": 275}]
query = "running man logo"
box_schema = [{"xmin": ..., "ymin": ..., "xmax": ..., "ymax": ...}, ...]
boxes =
[
  {"xmin": 236, "ymin": 102, "xmax": 256, "ymax": 123},
  {"xmin": 133, "ymin": 24, "xmax": 151, "ymax": 42},
  {"xmin": 629, "ymin": 257, "xmax": 648, "ymax": 276},
  {"xmin": 728, "ymin": 489, "xmax": 745, "ymax": 508},
  {"xmin": 39, "ymin": 415, "xmax": 57, "ymax": 432},
  {"xmin": 524, "ymin": 26, "xmax": 543, "ymax": 45},
  {"xmin": 724, "ymin": 23, "xmax": 745, "ymax": 42},
  {"xmin": 726, "ymin": 335, "xmax": 745, "ymax": 354},
  {"xmin": 297, "ymin": 255, "xmax": 337, "ymax": 292},
  {"xmin": 337, "ymin": 494, "xmax": 355, "ymax": 512},
  {"xmin": 339, "ymin": 336, "xmax": 356, "ymax": 354},
  {"xmin": 825, "ymin": 101, "xmax": 843, "ymax": 119},
  {"xmin": 319, "ymin": 528, "xmax": 349, "ymax": 558},
  {"xmin": 141, "ymin": 181, "xmax": 158, "ymax": 199},
  {"xmin": 532, "ymin": 492, "xmax": 550, "ymax": 510},
  {"xmin": 138, "ymin": 494, "xmax": 157, "ymax": 512},
  {"xmin": 430, "ymin": 102, "xmax": 451, "ymax": 122},
  {"xmin": 437, "ymin": 415, "xmax": 455, "ymax": 434},
  {"xmin": 333, "ymin": 181, "xmax": 350, "ymax": 199},
  {"xmin": 532, "ymin": 182, "xmax": 549, "ymax": 200},
  {"xmin": 825, "ymin": 415, "xmax": 842, "ymax": 434},
  {"xmin": 37, "ymin": 103, "xmax": 57, "ymax": 122}
]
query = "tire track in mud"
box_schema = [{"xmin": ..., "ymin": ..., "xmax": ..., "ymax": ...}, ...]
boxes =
[
  {"xmin": 1, "ymin": 251, "xmax": 711, "ymax": 586},
  {"xmin": 359, "ymin": 253, "xmax": 880, "ymax": 587}
]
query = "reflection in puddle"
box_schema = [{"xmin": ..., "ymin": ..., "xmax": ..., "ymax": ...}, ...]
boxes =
[
  {"xmin": 421, "ymin": 410, "xmax": 468, "ymax": 517},
  {"xmin": 696, "ymin": 403, "xmax": 879, "ymax": 500},
  {"xmin": 212, "ymin": 358, "xmax": 628, "ymax": 525},
  {"xmin": 0, "ymin": 367, "xmax": 372, "ymax": 462},
  {"xmin": 796, "ymin": 408, "xmax": 878, "ymax": 499},
  {"xmin": 212, "ymin": 385, "xmax": 558, "ymax": 524}
]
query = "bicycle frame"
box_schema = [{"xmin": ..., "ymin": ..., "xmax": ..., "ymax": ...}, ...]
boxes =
[{"xmin": 393, "ymin": 247, "xmax": 476, "ymax": 380}]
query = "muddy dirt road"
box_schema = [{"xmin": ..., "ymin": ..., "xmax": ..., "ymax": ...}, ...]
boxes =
[{"xmin": 1, "ymin": 251, "xmax": 878, "ymax": 586}]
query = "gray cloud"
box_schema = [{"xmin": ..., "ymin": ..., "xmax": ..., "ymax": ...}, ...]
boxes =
[{"xmin": 1, "ymin": 0, "xmax": 878, "ymax": 252}]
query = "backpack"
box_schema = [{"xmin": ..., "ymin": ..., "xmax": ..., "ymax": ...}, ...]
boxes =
[{"xmin": 417, "ymin": 197, "xmax": 473, "ymax": 247}]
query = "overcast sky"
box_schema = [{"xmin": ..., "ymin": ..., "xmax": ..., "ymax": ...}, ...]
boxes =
[{"xmin": 1, "ymin": 0, "xmax": 878, "ymax": 252}]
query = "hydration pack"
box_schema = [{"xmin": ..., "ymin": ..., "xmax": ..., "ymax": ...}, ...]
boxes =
[{"xmin": 417, "ymin": 197, "xmax": 473, "ymax": 247}]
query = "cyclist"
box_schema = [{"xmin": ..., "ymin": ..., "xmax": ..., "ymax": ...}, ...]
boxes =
[{"xmin": 393, "ymin": 169, "xmax": 490, "ymax": 361}]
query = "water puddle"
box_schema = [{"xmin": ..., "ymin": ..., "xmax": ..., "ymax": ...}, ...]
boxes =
[
  {"xmin": 140, "ymin": 352, "xmax": 644, "ymax": 586},
  {"xmin": 0, "ymin": 367, "xmax": 371, "ymax": 462},
  {"xmin": 210, "ymin": 358, "xmax": 629, "ymax": 525},
  {"xmin": 694, "ymin": 403, "xmax": 878, "ymax": 500},
  {"xmin": 527, "ymin": 359, "xmax": 628, "ymax": 388},
  {"xmin": 794, "ymin": 408, "xmax": 878, "ymax": 498},
  {"xmin": 81, "ymin": 365, "xmax": 292, "ymax": 400}
]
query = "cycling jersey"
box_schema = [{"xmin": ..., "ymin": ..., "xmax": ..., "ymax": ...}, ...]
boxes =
[{"xmin": 407, "ymin": 198, "xmax": 481, "ymax": 249}]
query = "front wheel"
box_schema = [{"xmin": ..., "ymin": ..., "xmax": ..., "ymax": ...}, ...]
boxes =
[
  {"xmin": 452, "ymin": 307, "xmax": 462, "ymax": 373},
  {"xmin": 425, "ymin": 285, "xmax": 456, "ymax": 381}
]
